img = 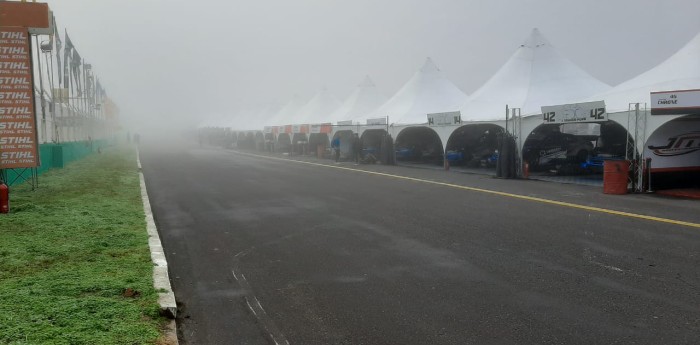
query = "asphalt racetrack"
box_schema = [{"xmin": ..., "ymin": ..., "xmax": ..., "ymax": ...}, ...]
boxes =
[{"xmin": 140, "ymin": 142, "xmax": 700, "ymax": 345}]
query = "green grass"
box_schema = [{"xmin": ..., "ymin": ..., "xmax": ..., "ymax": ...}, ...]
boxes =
[{"xmin": 0, "ymin": 147, "xmax": 164, "ymax": 345}]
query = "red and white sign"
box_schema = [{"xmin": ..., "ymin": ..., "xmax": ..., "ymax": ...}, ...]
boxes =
[
  {"xmin": 645, "ymin": 118, "xmax": 700, "ymax": 172},
  {"xmin": 0, "ymin": 27, "xmax": 39, "ymax": 169},
  {"xmin": 310, "ymin": 123, "xmax": 332, "ymax": 134},
  {"xmin": 291, "ymin": 124, "xmax": 309, "ymax": 134},
  {"xmin": 650, "ymin": 89, "xmax": 700, "ymax": 115}
]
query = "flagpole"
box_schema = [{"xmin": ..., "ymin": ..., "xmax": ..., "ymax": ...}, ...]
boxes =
[
  {"xmin": 34, "ymin": 36, "xmax": 48, "ymax": 143},
  {"xmin": 45, "ymin": 44, "xmax": 57, "ymax": 143}
]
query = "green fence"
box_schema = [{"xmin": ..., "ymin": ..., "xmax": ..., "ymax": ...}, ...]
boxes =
[{"xmin": 2, "ymin": 139, "xmax": 112, "ymax": 186}]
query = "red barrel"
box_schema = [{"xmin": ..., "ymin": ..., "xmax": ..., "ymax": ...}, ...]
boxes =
[{"xmin": 603, "ymin": 160, "xmax": 630, "ymax": 195}]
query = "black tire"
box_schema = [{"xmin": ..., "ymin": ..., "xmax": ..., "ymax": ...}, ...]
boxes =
[{"xmin": 575, "ymin": 150, "xmax": 588, "ymax": 163}]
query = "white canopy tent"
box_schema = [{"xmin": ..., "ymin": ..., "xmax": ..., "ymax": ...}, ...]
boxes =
[
  {"xmin": 590, "ymin": 31, "xmax": 700, "ymax": 113},
  {"xmin": 230, "ymin": 102, "xmax": 282, "ymax": 130},
  {"xmin": 296, "ymin": 87, "xmax": 342, "ymax": 124},
  {"xmin": 266, "ymin": 94, "xmax": 308, "ymax": 126},
  {"xmin": 197, "ymin": 113, "xmax": 231, "ymax": 129},
  {"xmin": 331, "ymin": 76, "xmax": 388, "ymax": 124},
  {"xmin": 371, "ymin": 58, "xmax": 467, "ymax": 125},
  {"xmin": 460, "ymin": 28, "xmax": 611, "ymax": 121}
]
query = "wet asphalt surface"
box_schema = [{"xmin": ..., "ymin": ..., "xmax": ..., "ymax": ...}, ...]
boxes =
[{"xmin": 139, "ymin": 143, "xmax": 700, "ymax": 345}]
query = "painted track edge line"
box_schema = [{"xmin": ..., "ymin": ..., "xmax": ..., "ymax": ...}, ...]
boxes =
[
  {"xmin": 232, "ymin": 150, "xmax": 700, "ymax": 229},
  {"xmin": 137, "ymin": 148, "xmax": 179, "ymax": 344}
]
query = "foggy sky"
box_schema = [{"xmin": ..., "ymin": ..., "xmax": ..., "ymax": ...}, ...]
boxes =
[{"xmin": 47, "ymin": 0, "xmax": 700, "ymax": 131}]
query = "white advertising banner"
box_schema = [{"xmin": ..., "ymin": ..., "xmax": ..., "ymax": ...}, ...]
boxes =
[
  {"xmin": 650, "ymin": 89, "xmax": 700, "ymax": 115},
  {"xmin": 263, "ymin": 126, "xmax": 273, "ymax": 134},
  {"xmin": 291, "ymin": 124, "xmax": 302, "ymax": 134},
  {"xmin": 644, "ymin": 118, "xmax": 700, "ymax": 172},
  {"xmin": 541, "ymin": 101, "xmax": 607, "ymax": 124},
  {"xmin": 366, "ymin": 117, "xmax": 387, "ymax": 125},
  {"xmin": 337, "ymin": 120, "xmax": 353, "ymax": 126},
  {"xmin": 427, "ymin": 111, "xmax": 461, "ymax": 125}
]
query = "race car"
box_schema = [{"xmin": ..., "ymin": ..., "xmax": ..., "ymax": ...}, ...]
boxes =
[{"xmin": 523, "ymin": 130, "xmax": 594, "ymax": 171}]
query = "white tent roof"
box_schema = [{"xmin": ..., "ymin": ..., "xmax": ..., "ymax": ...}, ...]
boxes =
[
  {"xmin": 372, "ymin": 58, "xmax": 467, "ymax": 124},
  {"xmin": 461, "ymin": 28, "xmax": 611, "ymax": 120},
  {"xmin": 331, "ymin": 76, "xmax": 388, "ymax": 124},
  {"xmin": 198, "ymin": 113, "xmax": 230, "ymax": 128},
  {"xmin": 266, "ymin": 95, "xmax": 307, "ymax": 126},
  {"xmin": 296, "ymin": 87, "xmax": 342, "ymax": 124},
  {"xmin": 234, "ymin": 102, "xmax": 281, "ymax": 129},
  {"xmin": 592, "ymin": 31, "xmax": 700, "ymax": 113}
]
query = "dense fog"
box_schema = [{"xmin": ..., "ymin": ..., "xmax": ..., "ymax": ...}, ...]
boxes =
[{"xmin": 48, "ymin": 0, "xmax": 700, "ymax": 133}]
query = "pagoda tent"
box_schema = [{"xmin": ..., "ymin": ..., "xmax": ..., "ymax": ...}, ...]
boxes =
[
  {"xmin": 231, "ymin": 103, "xmax": 282, "ymax": 130},
  {"xmin": 331, "ymin": 76, "xmax": 388, "ymax": 124},
  {"xmin": 460, "ymin": 28, "xmax": 611, "ymax": 121},
  {"xmin": 266, "ymin": 95, "xmax": 307, "ymax": 126},
  {"xmin": 590, "ymin": 31, "xmax": 700, "ymax": 113},
  {"xmin": 296, "ymin": 87, "xmax": 342, "ymax": 124},
  {"xmin": 372, "ymin": 58, "xmax": 467, "ymax": 125}
]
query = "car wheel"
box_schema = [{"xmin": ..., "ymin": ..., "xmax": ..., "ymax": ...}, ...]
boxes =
[{"xmin": 575, "ymin": 150, "xmax": 588, "ymax": 163}]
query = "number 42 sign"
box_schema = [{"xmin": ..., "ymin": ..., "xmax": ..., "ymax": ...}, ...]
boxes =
[{"xmin": 541, "ymin": 101, "xmax": 607, "ymax": 124}]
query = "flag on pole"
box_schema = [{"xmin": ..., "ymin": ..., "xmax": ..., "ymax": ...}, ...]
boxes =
[
  {"xmin": 63, "ymin": 30, "xmax": 72, "ymax": 90},
  {"xmin": 54, "ymin": 16, "xmax": 62, "ymax": 86},
  {"xmin": 72, "ymin": 50, "xmax": 82, "ymax": 96}
]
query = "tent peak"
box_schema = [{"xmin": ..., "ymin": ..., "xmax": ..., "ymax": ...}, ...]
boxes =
[
  {"xmin": 522, "ymin": 27, "xmax": 551, "ymax": 48},
  {"xmin": 359, "ymin": 75, "xmax": 375, "ymax": 87},
  {"xmin": 420, "ymin": 57, "xmax": 440, "ymax": 73}
]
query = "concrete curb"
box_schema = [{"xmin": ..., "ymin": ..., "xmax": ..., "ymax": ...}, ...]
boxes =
[{"xmin": 136, "ymin": 150, "xmax": 179, "ymax": 344}]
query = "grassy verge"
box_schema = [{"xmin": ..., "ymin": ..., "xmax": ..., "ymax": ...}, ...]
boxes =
[{"xmin": 0, "ymin": 146, "xmax": 165, "ymax": 345}]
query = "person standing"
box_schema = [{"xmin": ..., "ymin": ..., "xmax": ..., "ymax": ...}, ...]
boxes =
[{"xmin": 332, "ymin": 136, "xmax": 340, "ymax": 162}]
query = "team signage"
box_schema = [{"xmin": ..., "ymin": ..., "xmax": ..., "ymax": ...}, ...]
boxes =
[
  {"xmin": 291, "ymin": 124, "xmax": 309, "ymax": 134},
  {"xmin": 310, "ymin": 123, "xmax": 332, "ymax": 134},
  {"xmin": 644, "ymin": 119, "xmax": 700, "ymax": 172},
  {"xmin": 0, "ymin": 27, "xmax": 39, "ymax": 169},
  {"xmin": 366, "ymin": 117, "xmax": 387, "ymax": 125},
  {"xmin": 427, "ymin": 111, "xmax": 461, "ymax": 125},
  {"xmin": 650, "ymin": 89, "xmax": 700, "ymax": 115},
  {"xmin": 541, "ymin": 101, "xmax": 607, "ymax": 124}
]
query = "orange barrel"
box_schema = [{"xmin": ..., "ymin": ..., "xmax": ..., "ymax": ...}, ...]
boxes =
[{"xmin": 603, "ymin": 160, "xmax": 630, "ymax": 194}]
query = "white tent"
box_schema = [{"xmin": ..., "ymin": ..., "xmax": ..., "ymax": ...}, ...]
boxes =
[
  {"xmin": 232, "ymin": 102, "xmax": 281, "ymax": 130},
  {"xmin": 592, "ymin": 31, "xmax": 700, "ymax": 113},
  {"xmin": 460, "ymin": 28, "xmax": 611, "ymax": 120},
  {"xmin": 331, "ymin": 76, "xmax": 388, "ymax": 124},
  {"xmin": 266, "ymin": 95, "xmax": 307, "ymax": 126},
  {"xmin": 371, "ymin": 58, "xmax": 467, "ymax": 125},
  {"xmin": 296, "ymin": 87, "xmax": 342, "ymax": 124}
]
